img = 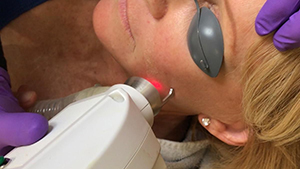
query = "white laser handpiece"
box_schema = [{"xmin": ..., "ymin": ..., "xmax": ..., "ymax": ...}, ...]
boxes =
[{"xmin": 4, "ymin": 77, "xmax": 167, "ymax": 169}]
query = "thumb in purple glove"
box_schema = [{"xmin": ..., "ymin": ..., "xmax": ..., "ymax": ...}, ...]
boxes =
[
  {"xmin": 255, "ymin": 0, "xmax": 300, "ymax": 51},
  {"xmin": 0, "ymin": 68, "xmax": 48, "ymax": 155}
]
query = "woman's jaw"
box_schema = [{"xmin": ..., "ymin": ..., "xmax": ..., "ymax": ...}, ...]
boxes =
[{"xmin": 92, "ymin": 0, "xmax": 265, "ymax": 128}]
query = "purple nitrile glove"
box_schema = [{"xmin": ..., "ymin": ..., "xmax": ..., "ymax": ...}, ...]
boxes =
[
  {"xmin": 0, "ymin": 67, "xmax": 48, "ymax": 155},
  {"xmin": 255, "ymin": 0, "xmax": 300, "ymax": 51}
]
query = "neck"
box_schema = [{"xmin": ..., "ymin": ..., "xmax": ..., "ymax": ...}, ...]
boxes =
[{"xmin": 152, "ymin": 113, "xmax": 192, "ymax": 141}]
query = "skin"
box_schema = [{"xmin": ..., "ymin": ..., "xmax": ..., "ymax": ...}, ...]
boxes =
[
  {"xmin": 1, "ymin": 0, "xmax": 265, "ymax": 144},
  {"xmin": 93, "ymin": 0, "xmax": 265, "ymax": 144},
  {"xmin": 1, "ymin": 0, "xmax": 128, "ymax": 99}
]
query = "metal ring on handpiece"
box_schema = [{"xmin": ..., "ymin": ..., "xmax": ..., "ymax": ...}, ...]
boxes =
[
  {"xmin": 125, "ymin": 77, "xmax": 175, "ymax": 116},
  {"xmin": 125, "ymin": 77, "xmax": 162, "ymax": 116}
]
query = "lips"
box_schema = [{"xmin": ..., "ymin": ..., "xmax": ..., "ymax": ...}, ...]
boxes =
[{"xmin": 119, "ymin": 0, "xmax": 134, "ymax": 39}]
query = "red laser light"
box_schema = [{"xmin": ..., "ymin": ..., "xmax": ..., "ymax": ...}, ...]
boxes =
[{"xmin": 147, "ymin": 79, "xmax": 163, "ymax": 91}]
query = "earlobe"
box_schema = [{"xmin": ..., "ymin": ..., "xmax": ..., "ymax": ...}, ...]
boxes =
[{"xmin": 198, "ymin": 114, "xmax": 249, "ymax": 146}]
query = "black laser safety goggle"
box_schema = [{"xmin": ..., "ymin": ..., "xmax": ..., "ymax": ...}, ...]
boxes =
[{"xmin": 187, "ymin": 0, "xmax": 224, "ymax": 77}]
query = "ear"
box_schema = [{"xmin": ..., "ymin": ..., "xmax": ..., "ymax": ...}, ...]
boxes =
[{"xmin": 198, "ymin": 114, "xmax": 249, "ymax": 146}]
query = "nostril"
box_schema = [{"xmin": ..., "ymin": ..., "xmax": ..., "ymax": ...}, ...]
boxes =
[{"xmin": 146, "ymin": 0, "xmax": 168, "ymax": 20}]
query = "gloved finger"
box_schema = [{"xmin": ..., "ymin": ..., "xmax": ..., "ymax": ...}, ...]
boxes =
[
  {"xmin": 255, "ymin": 0, "xmax": 300, "ymax": 35},
  {"xmin": 16, "ymin": 85, "xmax": 37, "ymax": 110},
  {"xmin": 0, "ymin": 68, "xmax": 25, "ymax": 112},
  {"xmin": 274, "ymin": 10, "xmax": 300, "ymax": 51},
  {"xmin": 0, "ymin": 69, "xmax": 28, "ymax": 112},
  {"xmin": 0, "ymin": 112, "xmax": 48, "ymax": 147},
  {"xmin": 0, "ymin": 68, "xmax": 14, "ymax": 98},
  {"xmin": 0, "ymin": 94, "xmax": 24, "ymax": 112}
]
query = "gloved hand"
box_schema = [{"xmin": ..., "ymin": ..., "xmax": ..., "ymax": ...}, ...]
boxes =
[
  {"xmin": 255, "ymin": 0, "xmax": 300, "ymax": 51},
  {"xmin": 0, "ymin": 67, "xmax": 48, "ymax": 155}
]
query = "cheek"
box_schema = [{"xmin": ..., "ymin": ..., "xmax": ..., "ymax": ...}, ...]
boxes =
[
  {"xmin": 147, "ymin": 12, "xmax": 195, "ymax": 77},
  {"xmin": 149, "ymin": 27, "xmax": 196, "ymax": 81},
  {"xmin": 130, "ymin": 25, "xmax": 204, "ymax": 102}
]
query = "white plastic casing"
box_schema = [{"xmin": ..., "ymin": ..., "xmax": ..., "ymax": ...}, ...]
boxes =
[{"xmin": 4, "ymin": 84, "xmax": 167, "ymax": 169}]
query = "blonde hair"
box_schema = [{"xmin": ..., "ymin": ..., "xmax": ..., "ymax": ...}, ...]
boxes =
[{"xmin": 213, "ymin": 35, "xmax": 300, "ymax": 169}]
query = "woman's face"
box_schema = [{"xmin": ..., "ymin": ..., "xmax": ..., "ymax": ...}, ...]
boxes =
[{"xmin": 93, "ymin": 0, "xmax": 264, "ymax": 124}]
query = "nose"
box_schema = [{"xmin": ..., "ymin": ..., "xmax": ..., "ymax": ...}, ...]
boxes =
[{"xmin": 145, "ymin": 0, "xmax": 168, "ymax": 19}]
